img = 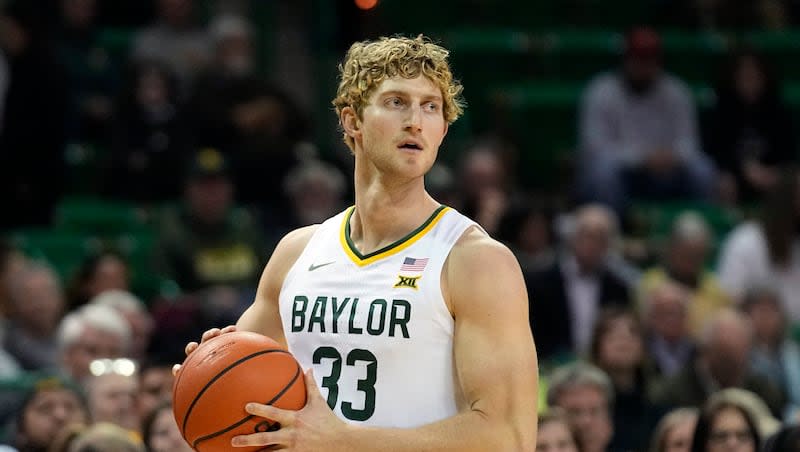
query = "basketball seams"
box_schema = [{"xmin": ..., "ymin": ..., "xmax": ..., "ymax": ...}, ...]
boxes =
[
  {"xmin": 192, "ymin": 361, "xmax": 304, "ymax": 449},
  {"xmin": 181, "ymin": 349, "xmax": 291, "ymax": 436}
]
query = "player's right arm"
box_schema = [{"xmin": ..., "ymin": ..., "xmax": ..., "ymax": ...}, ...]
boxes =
[
  {"xmin": 236, "ymin": 225, "xmax": 319, "ymax": 347},
  {"xmin": 178, "ymin": 225, "xmax": 318, "ymax": 365}
]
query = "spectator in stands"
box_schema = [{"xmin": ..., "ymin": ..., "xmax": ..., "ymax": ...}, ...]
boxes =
[
  {"xmin": 90, "ymin": 290, "xmax": 153, "ymax": 363},
  {"xmin": 84, "ymin": 358, "xmax": 140, "ymax": 432},
  {"xmin": 690, "ymin": 391, "xmax": 761, "ymax": 452},
  {"xmin": 717, "ymin": 169, "xmax": 800, "ymax": 322},
  {"xmin": 707, "ymin": 388, "xmax": 781, "ymax": 441},
  {"xmin": 536, "ymin": 408, "xmax": 581, "ymax": 452},
  {"xmin": 0, "ymin": 0, "xmax": 69, "ymax": 228},
  {"xmin": 706, "ymin": 49, "xmax": 795, "ymax": 205},
  {"xmin": 142, "ymin": 401, "xmax": 193, "ymax": 452},
  {"xmin": 282, "ymin": 159, "xmax": 348, "ymax": 233},
  {"xmin": 57, "ymin": 303, "xmax": 131, "ymax": 382},
  {"xmin": 9, "ymin": 375, "xmax": 89, "ymax": 452},
  {"xmin": 136, "ymin": 358, "xmax": 175, "ymax": 424},
  {"xmin": 652, "ymin": 308, "xmax": 784, "ymax": 416},
  {"xmin": 458, "ymin": 141, "xmax": 516, "ymax": 236},
  {"xmin": 496, "ymin": 199, "xmax": 556, "ymax": 273},
  {"xmin": 56, "ymin": 0, "xmax": 119, "ymax": 147},
  {"xmin": 638, "ymin": 212, "xmax": 731, "ymax": 338},
  {"xmin": 741, "ymin": 286, "xmax": 800, "ymax": 422},
  {"xmin": 66, "ymin": 250, "xmax": 130, "ymax": 311},
  {"xmin": 577, "ymin": 26, "xmax": 714, "ymax": 215},
  {"xmin": 588, "ymin": 307, "xmax": 664, "ymax": 452},
  {"xmin": 106, "ymin": 59, "xmax": 191, "ymax": 203},
  {"xmin": 152, "ymin": 148, "xmax": 268, "ymax": 305},
  {"xmin": 0, "ymin": 241, "xmax": 27, "ymax": 318},
  {"xmin": 130, "ymin": 0, "xmax": 211, "ymax": 94},
  {"xmin": 4, "ymin": 262, "xmax": 65, "ymax": 372},
  {"xmin": 649, "ymin": 407, "xmax": 698, "ymax": 452},
  {"xmin": 526, "ymin": 204, "xmax": 630, "ymax": 361},
  {"xmin": 186, "ymin": 14, "xmax": 309, "ymax": 218},
  {"xmin": 547, "ymin": 362, "xmax": 614, "ymax": 452},
  {"xmin": 641, "ymin": 280, "xmax": 696, "ymax": 377},
  {"xmin": 67, "ymin": 422, "xmax": 145, "ymax": 452}
]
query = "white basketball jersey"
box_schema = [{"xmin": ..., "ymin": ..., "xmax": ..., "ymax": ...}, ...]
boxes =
[{"xmin": 278, "ymin": 205, "xmax": 478, "ymax": 427}]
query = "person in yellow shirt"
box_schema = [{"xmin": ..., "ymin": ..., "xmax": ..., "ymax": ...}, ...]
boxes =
[{"xmin": 638, "ymin": 211, "xmax": 731, "ymax": 338}]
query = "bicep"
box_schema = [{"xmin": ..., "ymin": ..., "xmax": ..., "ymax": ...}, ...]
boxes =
[
  {"xmin": 450, "ymin": 240, "xmax": 538, "ymax": 441},
  {"xmin": 236, "ymin": 226, "xmax": 318, "ymax": 347}
]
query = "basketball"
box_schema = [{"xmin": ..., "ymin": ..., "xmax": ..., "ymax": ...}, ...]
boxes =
[{"xmin": 172, "ymin": 331, "xmax": 307, "ymax": 451}]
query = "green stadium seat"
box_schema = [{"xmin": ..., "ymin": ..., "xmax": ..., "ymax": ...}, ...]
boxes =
[
  {"xmin": 55, "ymin": 197, "xmax": 151, "ymax": 236},
  {"xmin": 8, "ymin": 229, "xmax": 102, "ymax": 281}
]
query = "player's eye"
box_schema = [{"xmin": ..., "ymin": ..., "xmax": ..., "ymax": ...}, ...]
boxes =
[
  {"xmin": 424, "ymin": 102, "xmax": 440, "ymax": 112},
  {"xmin": 386, "ymin": 97, "xmax": 404, "ymax": 108}
]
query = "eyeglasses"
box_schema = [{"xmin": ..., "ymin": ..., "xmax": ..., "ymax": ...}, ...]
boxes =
[
  {"xmin": 709, "ymin": 429, "xmax": 753, "ymax": 444},
  {"xmin": 89, "ymin": 358, "xmax": 138, "ymax": 377}
]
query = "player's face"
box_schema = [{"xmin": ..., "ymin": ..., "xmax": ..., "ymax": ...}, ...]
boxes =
[{"xmin": 351, "ymin": 75, "xmax": 448, "ymax": 180}]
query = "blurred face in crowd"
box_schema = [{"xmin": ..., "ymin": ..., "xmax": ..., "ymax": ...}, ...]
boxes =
[
  {"xmin": 218, "ymin": 32, "xmax": 254, "ymax": 77},
  {"xmin": 87, "ymin": 373, "xmax": 140, "ymax": 431},
  {"xmin": 64, "ymin": 326, "xmax": 126, "ymax": 381},
  {"xmin": 555, "ymin": 385, "xmax": 612, "ymax": 452},
  {"xmin": 706, "ymin": 407, "xmax": 756, "ymax": 452},
  {"xmin": 138, "ymin": 366, "xmax": 174, "ymax": 420},
  {"xmin": 623, "ymin": 54, "xmax": 662, "ymax": 94},
  {"xmin": 518, "ymin": 212, "xmax": 551, "ymax": 256},
  {"xmin": 460, "ymin": 149, "xmax": 504, "ymax": 197},
  {"xmin": 13, "ymin": 269, "xmax": 65, "ymax": 337},
  {"xmin": 597, "ymin": 314, "xmax": 644, "ymax": 373},
  {"xmin": 0, "ymin": 14, "xmax": 28, "ymax": 56},
  {"xmin": 158, "ymin": 0, "xmax": 192, "ymax": 28},
  {"xmin": 19, "ymin": 388, "xmax": 88, "ymax": 450},
  {"xmin": 571, "ymin": 208, "xmax": 613, "ymax": 272},
  {"xmin": 148, "ymin": 405, "xmax": 194, "ymax": 452},
  {"xmin": 667, "ymin": 236, "xmax": 709, "ymax": 282},
  {"xmin": 734, "ymin": 56, "xmax": 765, "ymax": 105},
  {"xmin": 186, "ymin": 175, "xmax": 233, "ymax": 225},
  {"xmin": 746, "ymin": 294, "xmax": 784, "ymax": 347},
  {"xmin": 704, "ymin": 316, "xmax": 752, "ymax": 388},
  {"xmin": 61, "ymin": 0, "xmax": 95, "ymax": 29},
  {"xmin": 663, "ymin": 416, "xmax": 696, "ymax": 452},
  {"xmin": 137, "ymin": 66, "xmax": 170, "ymax": 110},
  {"xmin": 536, "ymin": 419, "xmax": 579, "ymax": 452},
  {"xmin": 87, "ymin": 255, "xmax": 130, "ymax": 298},
  {"xmin": 647, "ymin": 283, "xmax": 689, "ymax": 343}
]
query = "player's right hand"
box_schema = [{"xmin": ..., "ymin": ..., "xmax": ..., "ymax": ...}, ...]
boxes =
[{"xmin": 172, "ymin": 325, "xmax": 238, "ymax": 376}]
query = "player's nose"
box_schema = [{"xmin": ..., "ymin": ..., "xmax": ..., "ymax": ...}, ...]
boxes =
[{"xmin": 403, "ymin": 105, "xmax": 422, "ymax": 132}]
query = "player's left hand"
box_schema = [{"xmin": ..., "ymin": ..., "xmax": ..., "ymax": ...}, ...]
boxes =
[{"xmin": 231, "ymin": 369, "xmax": 350, "ymax": 450}]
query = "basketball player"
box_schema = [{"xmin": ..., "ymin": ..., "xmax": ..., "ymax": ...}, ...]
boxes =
[{"xmin": 179, "ymin": 35, "xmax": 539, "ymax": 450}]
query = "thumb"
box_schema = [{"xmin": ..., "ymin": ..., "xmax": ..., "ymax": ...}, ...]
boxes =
[{"xmin": 303, "ymin": 368, "xmax": 324, "ymax": 403}]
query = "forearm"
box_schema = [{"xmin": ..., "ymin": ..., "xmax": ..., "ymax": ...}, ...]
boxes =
[{"xmin": 337, "ymin": 409, "xmax": 531, "ymax": 452}]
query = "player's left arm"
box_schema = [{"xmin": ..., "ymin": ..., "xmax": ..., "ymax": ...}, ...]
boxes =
[{"xmin": 234, "ymin": 228, "xmax": 539, "ymax": 451}]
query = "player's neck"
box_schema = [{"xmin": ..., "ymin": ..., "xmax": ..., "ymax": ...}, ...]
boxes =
[{"xmin": 350, "ymin": 166, "xmax": 440, "ymax": 255}]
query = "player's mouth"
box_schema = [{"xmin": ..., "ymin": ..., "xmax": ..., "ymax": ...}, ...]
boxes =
[{"xmin": 397, "ymin": 139, "xmax": 423, "ymax": 152}]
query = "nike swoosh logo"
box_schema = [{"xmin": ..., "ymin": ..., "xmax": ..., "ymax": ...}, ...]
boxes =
[{"xmin": 308, "ymin": 261, "xmax": 335, "ymax": 271}]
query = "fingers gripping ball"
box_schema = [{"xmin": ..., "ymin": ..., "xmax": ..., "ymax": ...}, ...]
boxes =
[{"xmin": 173, "ymin": 331, "xmax": 307, "ymax": 451}]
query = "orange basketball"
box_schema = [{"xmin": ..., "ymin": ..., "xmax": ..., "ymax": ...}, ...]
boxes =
[{"xmin": 172, "ymin": 331, "xmax": 306, "ymax": 451}]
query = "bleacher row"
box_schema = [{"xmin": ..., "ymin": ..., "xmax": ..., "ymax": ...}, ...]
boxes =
[{"xmin": 8, "ymin": 197, "xmax": 175, "ymax": 302}]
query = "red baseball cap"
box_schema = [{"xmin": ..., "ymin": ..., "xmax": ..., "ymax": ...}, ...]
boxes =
[{"xmin": 624, "ymin": 27, "xmax": 662, "ymax": 58}]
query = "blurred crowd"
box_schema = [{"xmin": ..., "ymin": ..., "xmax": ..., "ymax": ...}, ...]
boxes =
[{"xmin": 2, "ymin": 0, "xmax": 800, "ymax": 451}]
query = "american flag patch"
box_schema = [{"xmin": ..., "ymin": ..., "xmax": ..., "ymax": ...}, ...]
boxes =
[{"xmin": 400, "ymin": 257, "xmax": 429, "ymax": 272}]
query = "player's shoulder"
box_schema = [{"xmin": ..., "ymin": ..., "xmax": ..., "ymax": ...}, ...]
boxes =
[
  {"xmin": 448, "ymin": 226, "xmax": 520, "ymax": 275},
  {"xmin": 274, "ymin": 224, "xmax": 320, "ymax": 258}
]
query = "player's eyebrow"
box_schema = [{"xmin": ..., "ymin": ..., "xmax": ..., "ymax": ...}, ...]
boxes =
[{"xmin": 380, "ymin": 90, "xmax": 442, "ymax": 102}]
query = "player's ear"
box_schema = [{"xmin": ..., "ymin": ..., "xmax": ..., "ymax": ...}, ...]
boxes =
[{"xmin": 341, "ymin": 106, "xmax": 361, "ymax": 140}]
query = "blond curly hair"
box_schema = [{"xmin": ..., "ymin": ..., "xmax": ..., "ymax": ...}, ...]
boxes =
[{"xmin": 332, "ymin": 35, "xmax": 465, "ymax": 150}]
